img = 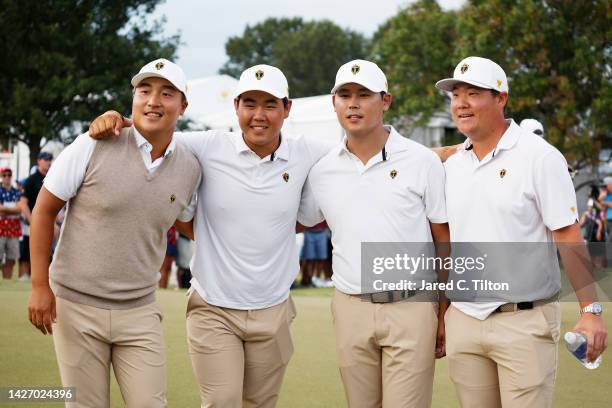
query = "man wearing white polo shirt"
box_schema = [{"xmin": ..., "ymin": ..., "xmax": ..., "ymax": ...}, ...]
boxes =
[
  {"xmin": 301, "ymin": 59, "xmax": 450, "ymax": 407},
  {"xmin": 88, "ymin": 65, "xmax": 332, "ymax": 407},
  {"xmin": 436, "ymin": 56, "xmax": 607, "ymax": 407}
]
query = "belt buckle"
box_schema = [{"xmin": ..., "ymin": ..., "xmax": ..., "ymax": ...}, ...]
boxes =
[{"xmin": 369, "ymin": 291, "xmax": 392, "ymax": 303}]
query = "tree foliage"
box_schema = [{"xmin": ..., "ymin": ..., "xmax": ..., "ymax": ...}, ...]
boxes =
[
  {"xmin": 371, "ymin": 0, "xmax": 611, "ymax": 168},
  {"xmin": 371, "ymin": 0, "xmax": 457, "ymax": 125},
  {"xmin": 0, "ymin": 0, "xmax": 179, "ymax": 161},
  {"xmin": 220, "ymin": 18, "xmax": 370, "ymax": 97}
]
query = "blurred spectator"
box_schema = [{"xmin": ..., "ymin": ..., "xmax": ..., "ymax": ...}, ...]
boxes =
[
  {"xmin": 176, "ymin": 232, "xmax": 193, "ymax": 289},
  {"xmin": 600, "ymin": 178, "xmax": 612, "ymax": 265},
  {"xmin": 300, "ymin": 222, "xmax": 332, "ymax": 287},
  {"xmin": 0, "ymin": 168, "xmax": 26, "ymax": 279},
  {"xmin": 580, "ymin": 185, "xmax": 606, "ymax": 268},
  {"xmin": 520, "ymin": 118, "xmax": 544, "ymax": 137},
  {"xmin": 19, "ymin": 151, "xmax": 53, "ymax": 279},
  {"xmin": 159, "ymin": 226, "xmax": 177, "ymax": 289}
]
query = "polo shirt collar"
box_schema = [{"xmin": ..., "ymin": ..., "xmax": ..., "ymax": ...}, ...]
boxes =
[
  {"xmin": 235, "ymin": 132, "xmax": 289, "ymax": 161},
  {"xmin": 462, "ymin": 119, "xmax": 520, "ymax": 157},
  {"xmin": 337, "ymin": 125, "xmax": 409, "ymax": 160},
  {"xmin": 132, "ymin": 126, "xmax": 176, "ymax": 158}
]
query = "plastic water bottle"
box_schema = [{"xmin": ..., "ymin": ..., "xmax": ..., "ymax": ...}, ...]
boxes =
[{"xmin": 564, "ymin": 331, "xmax": 602, "ymax": 369}]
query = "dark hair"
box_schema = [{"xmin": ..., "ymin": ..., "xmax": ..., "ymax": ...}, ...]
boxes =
[
  {"xmin": 590, "ymin": 185, "xmax": 600, "ymax": 199},
  {"xmin": 236, "ymin": 95, "xmax": 289, "ymax": 108}
]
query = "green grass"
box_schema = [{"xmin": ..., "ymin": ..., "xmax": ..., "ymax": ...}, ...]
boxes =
[{"xmin": 1, "ymin": 281, "xmax": 611, "ymax": 407}]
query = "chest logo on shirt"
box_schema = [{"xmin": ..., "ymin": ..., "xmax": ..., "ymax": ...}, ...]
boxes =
[
  {"xmin": 390, "ymin": 169, "xmax": 398, "ymax": 179},
  {"xmin": 170, "ymin": 194, "xmax": 176, "ymax": 203},
  {"xmin": 499, "ymin": 169, "xmax": 507, "ymax": 178},
  {"xmin": 282, "ymin": 172, "xmax": 289, "ymax": 182}
]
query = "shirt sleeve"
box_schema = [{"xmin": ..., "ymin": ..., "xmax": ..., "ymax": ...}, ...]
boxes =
[
  {"xmin": 424, "ymin": 158, "xmax": 448, "ymax": 223},
  {"xmin": 533, "ymin": 149, "xmax": 578, "ymax": 230},
  {"xmin": 297, "ymin": 177, "xmax": 324, "ymax": 227},
  {"xmin": 175, "ymin": 131, "xmax": 213, "ymax": 161},
  {"xmin": 43, "ymin": 133, "xmax": 96, "ymax": 201},
  {"xmin": 176, "ymin": 172, "xmax": 201, "ymax": 222},
  {"xmin": 177, "ymin": 192, "xmax": 198, "ymax": 222}
]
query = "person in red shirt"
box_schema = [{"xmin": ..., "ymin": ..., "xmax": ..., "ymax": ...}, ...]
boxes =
[{"xmin": 0, "ymin": 167, "xmax": 26, "ymax": 279}]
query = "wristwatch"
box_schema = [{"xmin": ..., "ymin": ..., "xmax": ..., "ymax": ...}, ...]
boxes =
[{"xmin": 580, "ymin": 302, "xmax": 603, "ymax": 316}]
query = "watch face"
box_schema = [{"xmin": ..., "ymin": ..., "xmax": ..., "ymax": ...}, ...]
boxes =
[{"xmin": 593, "ymin": 303, "xmax": 603, "ymax": 314}]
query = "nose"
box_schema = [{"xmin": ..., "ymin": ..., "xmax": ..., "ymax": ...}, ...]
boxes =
[
  {"xmin": 452, "ymin": 93, "xmax": 468, "ymax": 110},
  {"xmin": 252, "ymin": 105, "xmax": 266, "ymax": 120},
  {"xmin": 348, "ymin": 94, "xmax": 360, "ymax": 109},
  {"xmin": 146, "ymin": 91, "xmax": 162, "ymax": 107}
]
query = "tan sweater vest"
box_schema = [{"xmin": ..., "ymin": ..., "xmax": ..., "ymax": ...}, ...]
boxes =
[{"xmin": 50, "ymin": 128, "xmax": 201, "ymax": 309}]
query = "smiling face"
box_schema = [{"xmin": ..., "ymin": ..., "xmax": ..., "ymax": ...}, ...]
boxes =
[
  {"xmin": 450, "ymin": 83, "xmax": 507, "ymax": 141},
  {"xmin": 333, "ymin": 83, "xmax": 391, "ymax": 138},
  {"xmin": 234, "ymin": 90, "xmax": 291, "ymax": 157},
  {"xmin": 132, "ymin": 77, "xmax": 187, "ymax": 140}
]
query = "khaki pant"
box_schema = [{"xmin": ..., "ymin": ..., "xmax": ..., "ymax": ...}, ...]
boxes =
[
  {"xmin": 53, "ymin": 297, "xmax": 167, "ymax": 408},
  {"xmin": 331, "ymin": 290, "xmax": 438, "ymax": 408},
  {"xmin": 445, "ymin": 303, "xmax": 560, "ymax": 408},
  {"xmin": 186, "ymin": 290, "xmax": 295, "ymax": 408}
]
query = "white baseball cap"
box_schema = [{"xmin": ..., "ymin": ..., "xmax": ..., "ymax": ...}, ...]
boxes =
[
  {"xmin": 235, "ymin": 64, "xmax": 289, "ymax": 99},
  {"xmin": 520, "ymin": 118, "xmax": 544, "ymax": 137},
  {"xmin": 436, "ymin": 56, "xmax": 508, "ymax": 93},
  {"xmin": 331, "ymin": 59, "xmax": 388, "ymax": 94},
  {"xmin": 131, "ymin": 58, "xmax": 188, "ymax": 99}
]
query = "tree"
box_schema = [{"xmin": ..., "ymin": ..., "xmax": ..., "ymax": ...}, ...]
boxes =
[
  {"xmin": 0, "ymin": 0, "xmax": 180, "ymax": 162},
  {"xmin": 220, "ymin": 18, "xmax": 370, "ymax": 97},
  {"xmin": 371, "ymin": 0, "xmax": 458, "ymax": 126},
  {"xmin": 454, "ymin": 0, "xmax": 611, "ymax": 169}
]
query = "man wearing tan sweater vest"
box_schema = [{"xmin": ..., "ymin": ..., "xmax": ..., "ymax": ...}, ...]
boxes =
[{"xmin": 27, "ymin": 59, "xmax": 201, "ymax": 408}]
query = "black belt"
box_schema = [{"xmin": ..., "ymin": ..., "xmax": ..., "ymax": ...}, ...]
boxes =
[
  {"xmin": 493, "ymin": 295, "xmax": 558, "ymax": 313},
  {"xmin": 359, "ymin": 290, "xmax": 417, "ymax": 304}
]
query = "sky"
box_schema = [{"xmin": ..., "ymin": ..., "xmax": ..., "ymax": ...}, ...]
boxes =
[{"xmin": 152, "ymin": 0, "xmax": 465, "ymax": 79}]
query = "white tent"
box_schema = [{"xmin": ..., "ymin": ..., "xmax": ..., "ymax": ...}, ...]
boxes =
[{"xmin": 184, "ymin": 75, "xmax": 239, "ymax": 120}]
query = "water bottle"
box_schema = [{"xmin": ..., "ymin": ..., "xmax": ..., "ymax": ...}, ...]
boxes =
[{"xmin": 564, "ymin": 331, "xmax": 602, "ymax": 369}]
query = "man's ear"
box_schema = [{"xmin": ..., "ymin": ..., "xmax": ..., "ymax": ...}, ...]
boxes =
[
  {"xmin": 283, "ymin": 99, "xmax": 293, "ymax": 119},
  {"xmin": 382, "ymin": 93, "xmax": 392, "ymax": 112}
]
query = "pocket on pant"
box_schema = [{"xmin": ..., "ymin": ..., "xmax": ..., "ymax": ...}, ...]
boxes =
[
  {"xmin": 538, "ymin": 302, "xmax": 561, "ymax": 343},
  {"xmin": 287, "ymin": 296, "xmax": 297, "ymax": 323},
  {"xmin": 275, "ymin": 319, "xmax": 294, "ymax": 364}
]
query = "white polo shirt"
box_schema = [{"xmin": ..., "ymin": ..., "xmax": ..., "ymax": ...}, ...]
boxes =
[
  {"xmin": 176, "ymin": 130, "xmax": 333, "ymax": 309},
  {"xmin": 302, "ymin": 125, "xmax": 448, "ymax": 295},
  {"xmin": 45, "ymin": 127, "xmax": 195, "ymax": 221},
  {"xmin": 444, "ymin": 120, "xmax": 578, "ymax": 319}
]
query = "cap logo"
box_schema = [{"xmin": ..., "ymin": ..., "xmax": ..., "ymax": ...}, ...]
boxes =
[
  {"xmin": 351, "ymin": 64, "xmax": 360, "ymax": 75},
  {"xmin": 460, "ymin": 63, "xmax": 468, "ymax": 74},
  {"xmin": 499, "ymin": 169, "xmax": 507, "ymax": 178},
  {"xmin": 170, "ymin": 193, "xmax": 176, "ymax": 203},
  {"xmin": 255, "ymin": 70, "xmax": 264, "ymax": 80},
  {"xmin": 390, "ymin": 169, "xmax": 398, "ymax": 179},
  {"xmin": 155, "ymin": 61, "xmax": 165, "ymax": 70},
  {"xmin": 282, "ymin": 172, "xmax": 289, "ymax": 182},
  {"xmin": 497, "ymin": 79, "xmax": 502, "ymax": 88}
]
